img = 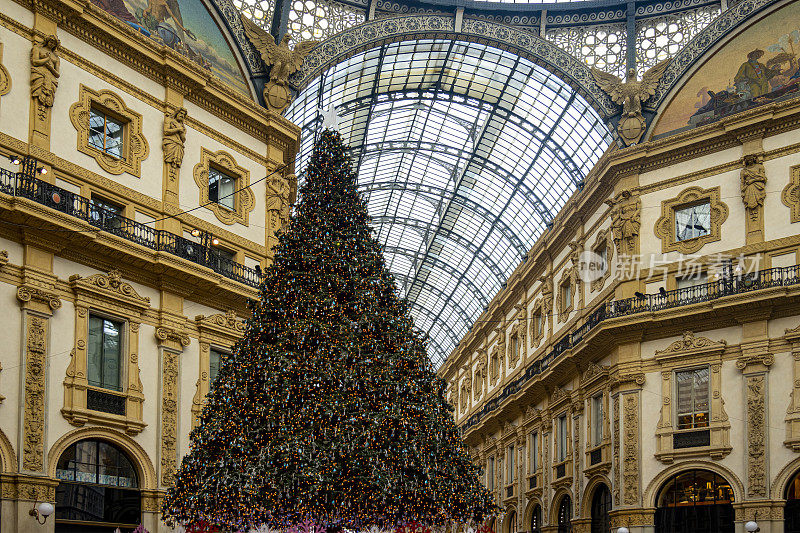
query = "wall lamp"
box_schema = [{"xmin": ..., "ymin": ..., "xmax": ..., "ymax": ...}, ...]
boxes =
[{"xmin": 29, "ymin": 501, "xmax": 54, "ymax": 524}]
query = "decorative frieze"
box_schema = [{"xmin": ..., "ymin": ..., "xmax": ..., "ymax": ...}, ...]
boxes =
[
  {"xmin": 746, "ymin": 374, "xmax": 767, "ymax": 498},
  {"xmin": 160, "ymin": 348, "xmax": 179, "ymax": 486},
  {"xmin": 622, "ymin": 393, "xmax": 639, "ymax": 506},
  {"xmin": 22, "ymin": 315, "xmax": 48, "ymax": 471}
]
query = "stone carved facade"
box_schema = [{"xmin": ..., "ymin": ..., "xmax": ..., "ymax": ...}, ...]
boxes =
[
  {"xmin": 162, "ymin": 107, "xmax": 187, "ymax": 181},
  {"xmin": 30, "ymin": 35, "xmax": 60, "ymax": 120}
]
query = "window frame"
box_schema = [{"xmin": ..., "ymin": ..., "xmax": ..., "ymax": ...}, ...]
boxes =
[
  {"xmin": 557, "ymin": 414, "xmax": 569, "ymax": 462},
  {"xmin": 193, "ymin": 148, "xmax": 255, "ymax": 226},
  {"xmin": 655, "ymin": 186, "xmax": 729, "ymax": 254},
  {"xmin": 208, "ymin": 165, "xmax": 237, "ymax": 211},
  {"xmin": 88, "ymin": 105, "xmax": 126, "ymax": 159},
  {"xmin": 674, "ymin": 366, "xmax": 711, "ymax": 431},
  {"xmin": 591, "ymin": 394, "xmax": 604, "ymax": 446},
  {"xmin": 674, "ymin": 200, "xmax": 712, "ymax": 243},
  {"xmin": 87, "ymin": 313, "xmax": 125, "ymax": 392}
]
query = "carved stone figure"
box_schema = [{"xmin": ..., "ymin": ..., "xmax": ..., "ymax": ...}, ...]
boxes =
[
  {"xmin": 162, "ymin": 107, "xmax": 187, "ymax": 176},
  {"xmin": 240, "ymin": 15, "xmax": 318, "ymax": 112},
  {"xmin": 741, "ymin": 154, "xmax": 767, "ymax": 211},
  {"xmin": 266, "ymin": 173, "xmax": 298, "ymax": 231},
  {"xmin": 606, "ymin": 190, "xmax": 641, "ymax": 255},
  {"xmin": 540, "ymin": 275, "xmax": 553, "ymax": 316},
  {"xmin": 591, "ymin": 59, "xmax": 671, "ymax": 145},
  {"xmin": 30, "ymin": 36, "xmax": 60, "ymax": 110}
]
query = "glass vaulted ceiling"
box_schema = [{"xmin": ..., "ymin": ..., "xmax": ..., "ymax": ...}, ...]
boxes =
[{"xmin": 285, "ymin": 39, "xmax": 612, "ymax": 369}]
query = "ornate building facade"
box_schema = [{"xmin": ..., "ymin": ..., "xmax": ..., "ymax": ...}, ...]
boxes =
[
  {"xmin": 439, "ymin": 0, "xmax": 800, "ymax": 531},
  {"xmin": 0, "ymin": 0, "xmax": 298, "ymax": 529}
]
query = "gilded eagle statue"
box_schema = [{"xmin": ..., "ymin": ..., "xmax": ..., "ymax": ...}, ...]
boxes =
[{"xmin": 240, "ymin": 14, "xmax": 318, "ymax": 85}]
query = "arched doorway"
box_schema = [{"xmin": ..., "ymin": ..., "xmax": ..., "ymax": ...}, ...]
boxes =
[
  {"xmin": 591, "ymin": 484, "xmax": 611, "ymax": 533},
  {"xmin": 54, "ymin": 439, "xmax": 141, "ymax": 532},
  {"xmin": 558, "ymin": 496, "xmax": 572, "ymax": 533},
  {"xmin": 654, "ymin": 469, "xmax": 734, "ymax": 533},
  {"xmin": 785, "ymin": 470, "xmax": 800, "ymax": 533},
  {"xmin": 506, "ymin": 510, "xmax": 517, "ymax": 533},
  {"xmin": 530, "ymin": 504, "xmax": 542, "ymax": 533}
]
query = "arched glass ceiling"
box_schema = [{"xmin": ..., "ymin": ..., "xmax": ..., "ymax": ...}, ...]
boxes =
[{"xmin": 285, "ymin": 39, "xmax": 612, "ymax": 368}]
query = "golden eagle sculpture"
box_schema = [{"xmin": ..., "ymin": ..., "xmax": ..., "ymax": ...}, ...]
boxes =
[
  {"xmin": 591, "ymin": 58, "xmax": 671, "ymax": 145},
  {"xmin": 240, "ymin": 14, "xmax": 319, "ymax": 112}
]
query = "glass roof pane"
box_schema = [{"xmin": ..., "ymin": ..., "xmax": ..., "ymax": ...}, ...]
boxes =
[{"xmin": 285, "ymin": 38, "xmax": 611, "ymax": 368}]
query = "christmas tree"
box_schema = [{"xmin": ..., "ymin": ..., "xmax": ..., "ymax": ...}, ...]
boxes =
[{"xmin": 161, "ymin": 130, "xmax": 495, "ymax": 531}]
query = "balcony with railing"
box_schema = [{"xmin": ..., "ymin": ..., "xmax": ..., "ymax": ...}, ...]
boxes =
[
  {"xmin": 462, "ymin": 263, "xmax": 800, "ymax": 432},
  {"xmin": 0, "ymin": 164, "xmax": 261, "ymax": 288}
]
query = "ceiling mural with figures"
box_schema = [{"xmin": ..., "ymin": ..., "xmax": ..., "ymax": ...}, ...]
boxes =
[
  {"xmin": 653, "ymin": 0, "xmax": 800, "ymax": 136},
  {"xmin": 91, "ymin": 0, "xmax": 252, "ymax": 95}
]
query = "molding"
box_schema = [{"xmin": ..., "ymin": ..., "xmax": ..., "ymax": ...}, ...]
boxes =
[
  {"xmin": 62, "ymin": 270, "xmax": 149, "ymax": 435},
  {"xmin": 654, "ymin": 185, "xmax": 729, "ymax": 254},
  {"xmin": 654, "ymin": 331, "xmax": 727, "ymax": 362},
  {"xmin": 69, "ymin": 84, "xmax": 150, "ymax": 177},
  {"xmin": 46, "ymin": 426, "xmax": 157, "ymax": 490},
  {"xmin": 782, "ymin": 164, "xmax": 800, "ymax": 224},
  {"xmin": 193, "ymin": 148, "xmax": 255, "ymax": 226},
  {"xmin": 0, "ymin": 43, "xmax": 10, "ymax": 99}
]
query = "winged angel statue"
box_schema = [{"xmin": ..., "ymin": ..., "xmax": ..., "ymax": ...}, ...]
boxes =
[
  {"xmin": 240, "ymin": 15, "xmax": 318, "ymax": 112},
  {"xmin": 591, "ymin": 59, "xmax": 671, "ymax": 145}
]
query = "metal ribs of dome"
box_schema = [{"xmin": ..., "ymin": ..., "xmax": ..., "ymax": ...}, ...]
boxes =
[{"xmin": 285, "ymin": 38, "xmax": 612, "ymax": 368}]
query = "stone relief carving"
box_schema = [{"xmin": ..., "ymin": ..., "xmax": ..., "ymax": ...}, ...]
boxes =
[
  {"xmin": 606, "ymin": 190, "xmax": 641, "ymax": 256},
  {"xmin": 781, "ymin": 164, "xmax": 800, "ymax": 223},
  {"xmin": 623, "ymin": 393, "xmax": 639, "ymax": 505},
  {"xmin": 741, "ymin": 154, "xmax": 767, "ymax": 242},
  {"xmin": 30, "ymin": 35, "xmax": 60, "ymax": 114},
  {"xmin": 747, "ymin": 375, "xmax": 767, "ymax": 498},
  {"xmin": 655, "ymin": 331, "xmax": 726, "ymax": 357},
  {"xmin": 266, "ymin": 172, "xmax": 298, "ymax": 235},
  {"xmin": 69, "ymin": 270, "xmax": 151, "ymax": 305},
  {"xmin": 613, "ymin": 394, "xmax": 620, "ymax": 505},
  {"xmin": 161, "ymin": 349, "xmax": 179, "ymax": 486},
  {"xmin": 162, "ymin": 107, "xmax": 187, "ymax": 180},
  {"xmin": 23, "ymin": 315, "xmax": 47, "ymax": 471},
  {"xmin": 0, "ymin": 44, "xmax": 10, "ymax": 99}
]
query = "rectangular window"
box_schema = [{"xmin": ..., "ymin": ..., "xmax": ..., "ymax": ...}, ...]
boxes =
[
  {"xmin": 511, "ymin": 335, "xmax": 520, "ymax": 361},
  {"xmin": 533, "ymin": 308, "xmax": 542, "ymax": 338},
  {"xmin": 507, "ymin": 445, "xmax": 514, "ymax": 484},
  {"xmin": 676, "ymin": 368, "xmax": 710, "ymax": 430},
  {"xmin": 561, "ymin": 281, "xmax": 572, "ymax": 311},
  {"xmin": 594, "ymin": 244, "xmax": 608, "ymax": 274},
  {"xmin": 208, "ymin": 167, "xmax": 235, "ymax": 210},
  {"xmin": 557, "ymin": 415, "xmax": 568, "ymax": 462},
  {"xmin": 89, "ymin": 196, "xmax": 124, "ymax": 230},
  {"xmin": 87, "ymin": 315, "xmax": 122, "ymax": 392},
  {"xmin": 529, "ymin": 431, "xmax": 538, "ymax": 472},
  {"xmin": 487, "ymin": 457, "xmax": 494, "ymax": 490},
  {"xmin": 209, "ymin": 348, "xmax": 223, "ymax": 382},
  {"xmin": 592, "ymin": 395, "xmax": 604, "ymax": 446},
  {"xmin": 675, "ymin": 201, "xmax": 711, "ymax": 242},
  {"xmin": 88, "ymin": 107, "xmax": 124, "ymax": 158}
]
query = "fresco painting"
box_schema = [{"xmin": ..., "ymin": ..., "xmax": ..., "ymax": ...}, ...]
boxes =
[
  {"xmin": 91, "ymin": 0, "xmax": 250, "ymax": 95},
  {"xmin": 653, "ymin": 2, "xmax": 800, "ymax": 137}
]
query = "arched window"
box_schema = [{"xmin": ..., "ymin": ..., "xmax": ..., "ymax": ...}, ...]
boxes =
[
  {"xmin": 506, "ymin": 510, "xmax": 516, "ymax": 533},
  {"xmin": 55, "ymin": 439, "xmax": 141, "ymax": 532},
  {"xmin": 785, "ymin": 470, "xmax": 800, "ymax": 533},
  {"xmin": 558, "ymin": 496, "xmax": 572, "ymax": 533},
  {"xmin": 655, "ymin": 469, "xmax": 734, "ymax": 533},
  {"xmin": 530, "ymin": 504, "xmax": 542, "ymax": 533},
  {"xmin": 591, "ymin": 484, "xmax": 612, "ymax": 533}
]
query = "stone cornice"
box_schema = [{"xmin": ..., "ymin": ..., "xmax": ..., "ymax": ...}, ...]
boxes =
[{"xmin": 69, "ymin": 270, "xmax": 151, "ymax": 312}]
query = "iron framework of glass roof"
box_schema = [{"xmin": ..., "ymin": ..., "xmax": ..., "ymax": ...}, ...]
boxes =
[{"xmin": 285, "ymin": 39, "xmax": 612, "ymax": 368}]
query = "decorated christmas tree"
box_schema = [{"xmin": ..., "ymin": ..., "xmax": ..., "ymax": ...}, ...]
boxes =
[{"xmin": 161, "ymin": 130, "xmax": 495, "ymax": 531}]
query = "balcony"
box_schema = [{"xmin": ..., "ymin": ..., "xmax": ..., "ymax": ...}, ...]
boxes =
[
  {"xmin": 0, "ymin": 166, "xmax": 261, "ymax": 288},
  {"xmin": 462, "ymin": 263, "xmax": 800, "ymax": 432}
]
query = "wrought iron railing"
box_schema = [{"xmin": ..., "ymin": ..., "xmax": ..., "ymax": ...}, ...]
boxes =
[
  {"xmin": 0, "ymin": 166, "xmax": 261, "ymax": 288},
  {"xmin": 462, "ymin": 263, "xmax": 800, "ymax": 431}
]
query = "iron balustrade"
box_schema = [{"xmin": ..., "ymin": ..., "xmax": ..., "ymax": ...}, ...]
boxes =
[
  {"xmin": 0, "ymin": 167, "xmax": 261, "ymax": 288},
  {"xmin": 86, "ymin": 388, "xmax": 126, "ymax": 416},
  {"xmin": 463, "ymin": 263, "xmax": 800, "ymax": 432}
]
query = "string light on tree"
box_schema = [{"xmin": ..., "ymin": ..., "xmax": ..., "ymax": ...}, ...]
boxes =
[{"xmin": 161, "ymin": 130, "xmax": 497, "ymax": 532}]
